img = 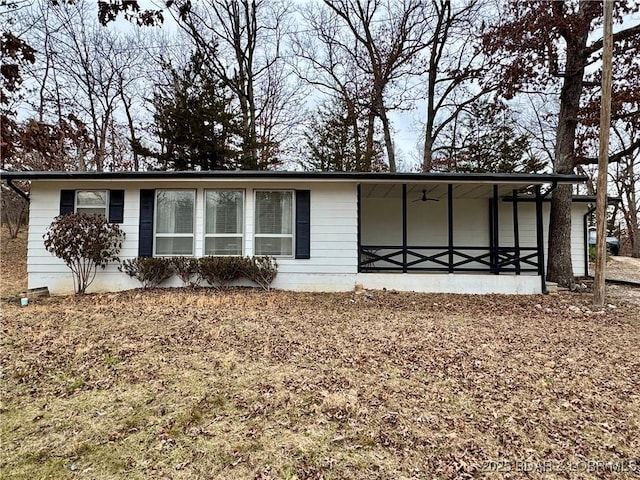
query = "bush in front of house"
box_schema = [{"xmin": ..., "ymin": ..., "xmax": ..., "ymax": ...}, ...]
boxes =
[
  {"xmin": 171, "ymin": 256, "xmax": 201, "ymax": 287},
  {"xmin": 43, "ymin": 213, "xmax": 125, "ymax": 294},
  {"xmin": 119, "ymin": 257, "xmax": 174, "ymax": 289},
  {"xmin": 198, "ymin": 256, "xmax": 244, "ymax": 288},
  {"xmin": 119, "ymin": 255, "xmax": 278, "ymax": 291},
  {"xmin": 241, "ymin": 256, "xmax": 278, "ymax": 291}
]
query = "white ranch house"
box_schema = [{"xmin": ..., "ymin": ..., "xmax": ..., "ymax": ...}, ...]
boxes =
[{"xmin": 2, "ymin": 170, "xmax": 590, "ymax": 295}]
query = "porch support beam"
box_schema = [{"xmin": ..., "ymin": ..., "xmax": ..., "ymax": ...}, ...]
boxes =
[
  {"xmin": 488, "ymin": 198, "xmax": 494, "ymax": 273},
  {"xmin": 402, "ymin": 183, "xmax": 408, "ymax": 273},
  {"xmin": 490, "ymin": 185, "xmax": 500, "ymax": 274},
  {"xmin": 512, "ymin": 189, "xmax": 521, "ymax": 274},
  {"xmin": 448, "ymin": 184, "xmax": 454, "ymax": 273},
  {"xmin": 535, "ymin": 185, "xmax": 547, "ymax": 294}
]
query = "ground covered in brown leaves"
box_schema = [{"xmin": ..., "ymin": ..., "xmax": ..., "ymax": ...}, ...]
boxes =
[
  {"xmin": 2, "ymin": 287, "xmax": 639, "ymax": 480},
  {"xmin": 0, "ymin": 228, "xmax": 27, "ymax": 298}
]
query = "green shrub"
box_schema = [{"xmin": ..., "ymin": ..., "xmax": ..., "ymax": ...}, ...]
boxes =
[
  {"xmin": 120, "ymin": 257, "xmax": 174, "ymax": 288},
  {"xmin": 588, "ymin": 245, "xmax": 611, "ymax": 262},
  {"xmin": 43, "ymin": 213, "xmax": 125, "ymax": 294},
  {"xmin": 242, "ymin": 256, "xmax": 278, "ymax": 291},
  {"xmin": 198, "ymin": 256, "xmax": 244, "ymax": 288},
  {"xmin": 171, "ymin": 257, "xmax": 200, "ymax": 286}
]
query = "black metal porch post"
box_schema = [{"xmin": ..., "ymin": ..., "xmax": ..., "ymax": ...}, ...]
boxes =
[
  {"xmin": 402, "ymin": 184, "xmax": 408, "ymax": 273},
  {"xmin": 448, "ymin": 184, "xmax": 454, "ymax": 273},
  {"xmin": 512, "ymin": 189, "xmax": 521, "ymax": 274},
  {"xmin": 489, "ymin": 198, "xmax": 494, "ymax": 273},
  {"xmin": 535, "ymin": 185, "xmax": 547, "ymax": 294},
  {"xmin": 491, "ymin": 185, "xmax": 500, "ymax": 274}
]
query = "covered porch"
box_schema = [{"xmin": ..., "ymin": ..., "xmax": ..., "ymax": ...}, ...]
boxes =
[{"xmin": 357, "ymin": 177, "xmax": 566, "ymax": 294}]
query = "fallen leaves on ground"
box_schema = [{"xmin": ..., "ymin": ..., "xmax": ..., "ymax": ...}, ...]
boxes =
[{"xmin": 1, "ymin": 288, "xmax": 639, "ymax": 479}]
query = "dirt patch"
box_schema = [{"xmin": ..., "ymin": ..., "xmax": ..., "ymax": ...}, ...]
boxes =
[{"xmin": 1, "ymin": 288, "xmax": 639, "ymax": 479}]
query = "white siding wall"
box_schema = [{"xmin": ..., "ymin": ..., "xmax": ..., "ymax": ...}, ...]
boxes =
[
  {"xmin": 26, "ymin": 180, "xmax": 587, "ymax": 295},
  {"xmin": 27, "ymin": 180, "xmax": 358, "ymax": 294},
  {"xmin": 360, "ymin": 195, "xmax": 588, "ymax": 277},
  {"xmin": 497, "ymin": 202, "xmax": 588, "ymax": 277}
]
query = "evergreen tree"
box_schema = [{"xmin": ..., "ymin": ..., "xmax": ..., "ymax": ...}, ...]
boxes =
[
  {"xmin": 150, "ymin": 52, "xmax": 241, "ymax": 171},
  {"xmin": 440, "ymin": 100, "xmax": 547, "ymax": 174},
  {"xmin": 301, "ymin": 98, "xmax": 384, "ymax": 172}
]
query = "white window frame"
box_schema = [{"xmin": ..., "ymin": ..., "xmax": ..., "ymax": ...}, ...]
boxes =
[
  {"xmin": 75, "ymin": 190, "xmax": 108, "ymax": 216},
  {"xmin": 254, "ymin": 189, "xmax": 294, "ymax": 257},
  {"xmin": 154, "ymin": 189, "xmax": 196, "ymax": 257},
  {"xmin": 204, "ymin": 189, "xmax": 245, "ymax": 256}
]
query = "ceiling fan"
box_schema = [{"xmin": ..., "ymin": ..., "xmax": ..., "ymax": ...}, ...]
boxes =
[{"xmin": 413, "ymin": 189, "xmax": 440, "ymax": 202}]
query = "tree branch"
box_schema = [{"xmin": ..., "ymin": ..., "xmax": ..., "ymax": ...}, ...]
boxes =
[
  {"xmin": 578, "ymin": 137, "xmax": 640, "ymax": 165},
  {"xmin": 585, "ymin": 23, "xmax": 640, "ymax": 56}
]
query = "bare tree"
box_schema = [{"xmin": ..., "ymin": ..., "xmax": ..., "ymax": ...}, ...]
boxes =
[
  {"xmin": 15, "ymin": 0, "xmax": 152, "ymax": 171},
  {"xmin": 421, "ymin": 0, "xmax": 495, "ymax": 171},
  {"xmin": 321, "ymin": 0, "xmax": 432, "ymax": 172},
  {"xmin": 167, "ymin": 0, "xmax": 304, "ymax": 169},
  {"xmin": 610, "ymin": 127, "xmax": 640, "ymax": 257},
  {"xmin": 292, "ymin": 2, "xmax": 373, "ymax": 170},
  {"xmin": 484, "ymin": 1, "xmax": 640, "ymax": 287},
  {"xmin": 0, "ymin": 185, "xmax": 28, "ymax": 238}
]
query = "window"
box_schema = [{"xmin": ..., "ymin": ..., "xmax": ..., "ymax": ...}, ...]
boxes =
[
  {"xmin": 76, "ymin": 190, "xmax": 107, "ymax": 216},
  {"xmin": 254, "ymin": 190, "xmax": 293, "ymax": 256},
  {"xmin": 155, "ymin": 190, "xmax": 195, "ymax": 256},
  {"xmin": 205, "ymin": 190, "xmax": 244, "ymax": 255}
]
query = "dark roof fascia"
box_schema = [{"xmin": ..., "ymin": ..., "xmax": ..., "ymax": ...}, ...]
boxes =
[
  {"xmin": 502, "ymin": 194, "xmax": 621, "ymax": 204},
  {"xmin": 0, "ymin": 170, "xmax": 588, "ymax": 184}
]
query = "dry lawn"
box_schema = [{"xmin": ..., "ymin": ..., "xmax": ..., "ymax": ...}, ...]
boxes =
[
  {"xmin": 1, "ymin": 287, "xmax": 639, "ymax": 480},
  {"xmin": 2, "ymin": 229, "xmax": 640, "ymax": 479},
  {"xmin": 0, "ymin": 228, "xmax": 27, "ymax": 297}
]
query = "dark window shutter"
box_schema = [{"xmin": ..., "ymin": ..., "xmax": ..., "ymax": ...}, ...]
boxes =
[
  {"xmin": 60, "ymin": 190, "xmax": 75, "ymax": 215},
  {"xmin": 139, "ymin": 189, "xmax": 155, "ymax": 257},
  {"xmin": 108, "ymin": 190, "xmax": 125, "ymax": 223},
  {"xmin": 295, "ymin": 190, "xmax": 310, "ymax": 259}
]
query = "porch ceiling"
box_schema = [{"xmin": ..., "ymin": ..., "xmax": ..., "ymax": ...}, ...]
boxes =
[{"xmin": 361, "ymin": 183, "xmax": 534, "ymax": 200}]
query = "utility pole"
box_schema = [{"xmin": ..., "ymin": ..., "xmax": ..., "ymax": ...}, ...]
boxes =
[{"xmin": 593, "ymin": 0, "xmax": 613, "ymax": 307}]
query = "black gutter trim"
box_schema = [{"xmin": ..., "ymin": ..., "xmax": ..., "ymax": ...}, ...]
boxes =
[
  {"xmin": 502, "ymin": 195, "xmax": 621, "ymax": 204},
  {"xmin": 5, "ymin": 179, "xmax": 30, "ymax": 202},
  {"xmin": 0, "ymin": 170, "xmax": 588, "ymax": 184}
]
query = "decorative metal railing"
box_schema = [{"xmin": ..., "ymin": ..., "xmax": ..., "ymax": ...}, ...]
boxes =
[{"xmin": 359, "ymin": 245, "xmax": 539, "ymax": 274}]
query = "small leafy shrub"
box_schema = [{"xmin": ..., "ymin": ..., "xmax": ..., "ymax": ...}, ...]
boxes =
[
  {"xmin": 242, "ymin": 256, "xmax": 278, "ymax": 291},
  {"xmin": 120, "ymin": 257, "xmax": 174, "ymax": 288},
  {"xmin": 171, "ymin": 257, "xmax": 200, "ymax": 286},
  {"xmin": 43, "ymin": 213, "xmax": 125, "ymax": 294},
  {"xmin": 198, "ymin": 256, "xmax": 243, "ymax": 288}
]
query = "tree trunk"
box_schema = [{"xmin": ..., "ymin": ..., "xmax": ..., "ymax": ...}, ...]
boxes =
[
  {"xmin": 626, "ymin": 185, "xmax": 640, "ymax": 257},
  {"xmin": 546, "ymin": 16, "xmax": 589, "ymax": 288},
  {"xmin": 422, "ymin": 133, "xmax": 434, "ymax": 171},
  {"xmin": 547, "ymin": 184, "xmax": 575, "ymax": 287},
  {"xmin": 364, "ymin": 112, "xmax": 375, "ymax": 172},
  {"xmin": 378, "ymin": 103, "xmax": 396, "ymax": 172},
  {"xmin": 120, "ymin": 91, "xmax": 139, "ymax": 171},
  {"xmin": 422, "ymin": 21, "xmax": 440, "ymax": 172},
  {"xmin": 347, "ymin": 100, "xmax": 363, "ymax": 171}
]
